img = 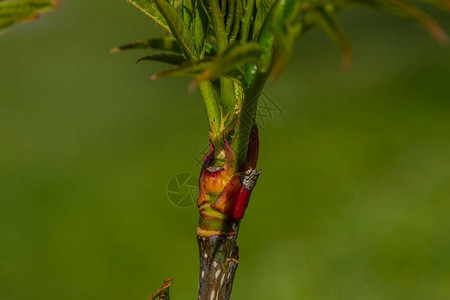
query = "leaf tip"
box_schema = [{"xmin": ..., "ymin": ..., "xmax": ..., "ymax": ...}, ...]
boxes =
[
  {"xmin": 431, "ymin": 28, "xmax": 449, "ymax": 45},
  {"xmin": 342, "ymin": 53, "xmax": 354, "ymax": 72},
  {"xmin": 421, "ymin": 16, "xmax": 449, "ymax": 44},
  {"xmin": 188, "ymin": 80, "xmax": 198, "ymax": 93}
]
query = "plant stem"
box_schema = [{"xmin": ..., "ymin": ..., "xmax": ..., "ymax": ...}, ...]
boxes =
[
  {"xmin": 197, "ymin": 202, "xmax": 240, "ymax": 299},
  {"xmin": 211, "ymin": 0, "xmax": 236, "ymax": 119},
  {"xmin": 210, "ymin": 0, "xmax": 228, "ymax": 52},
  {"xmin": 199, "ymin": 80, "xmax": 221, "ymax": 134},
  {"xmin": 239, "ymin": 0, "xmax": 255, "ymax": 43},
  {"xmin": 197, "ymin": 226, "xmax": 239, "ymax": 300},
  {"xmin": 232, "ymin": 72, "xmax": 267, "ymax": 168}
]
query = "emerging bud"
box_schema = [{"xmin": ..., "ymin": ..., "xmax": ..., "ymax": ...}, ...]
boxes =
[
  {"xmin": 198, "ymin": 125, "xmax": 261, "ymax": 220},
  {"xmin": 197, "ymin": 139, "xmax": 238, "ymax": 207},
  {"xmin": 211, "ymin": 169, "xmax": 261, "ymax": 220}
]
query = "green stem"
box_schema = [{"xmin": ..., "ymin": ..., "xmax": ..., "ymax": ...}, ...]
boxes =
[
  {"xmin": 210, "ymin": 0, "xmax": 228, "ymax": 52},
  {"xmin": 231, "ymin": 72, "xmax": 268, "ymax": 168},
  {"xmin": 211, "ymin": 0, "xmax": 236, "ymax": 120},
  {"xmin": 229, "ymin": 0, "xmax": 242, "ymax": 43},
  {"xmin": 239, "ymin": 0, "xmax": 255, "ymax": 42},
  {"xmin": 199, "ymin": 80, "xmax": 220, "ymax": 134},
  {"xmin": 220, "ymin": 79, "xmax": 236, "ymax": 118}
]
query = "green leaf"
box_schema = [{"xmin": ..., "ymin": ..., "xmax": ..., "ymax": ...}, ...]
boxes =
[
  {"xmin": 255, "ymin": 11, "xmax": 276, "ymax": 74},
  {"xmin": 109, "ymin": 37, "xmax": 182, "ymax": 53},
  {"xmin": 0, "ymin": 0, "xmax": 58, "ymax": 35},
  {"xmin": 127, "ymin": 0, "xmax": 171, "ymax": 33},
  {"xmin": 193, "ymin": 0, "xmax": 208, "ymax": 56},
  {"xmin": 229, "ymin": 0, "xmax": 242, "ymax": 42},
  {"xmin": 151, "ymin": 58, "xmax": 210, "ymax": 79},
  {"xmin": 225, "ymin": 0, "xmax": 235, "ymax": 35},
  {"xmin": 205, "ymin": 42, "xmax": 217, "ymax": 56},
  {"xmin": 209, "ymin": 1, "xmax": 236, "ymax": 116},
  {"xmin": 153, "ymin": 0, "xmax": 198, "ymax": 59},
  {"xmin": 304, "ymin": 4, "xmax": 353, "ymax": 69},
  {"xmin": 197, "ymin": 42, "xmax": 263, "ymax": 82},
  {"xmin": 137, "ymin": 53, "xmax": 187, "ymax": 64},
  {"xmin": 210, "ymin": 0, "xmax": 228, "ymax": 51},
  {"xmin": 252, "ymin": 0, "xmax": 277, "ymax": 41},
  {"xmin": 181, "ymin": 0, "xmax": 194, "ymax": 28},
  {"xmin": 337, "ymin": 0, "xmax": 448, "ymax": 43},
  {"xmin": 269, "ymin": 0, "xmax": 302, "ymax": 79},
  {"xmin": 270, "ymin": 0, "xmax": 298, "ymax": 35},
  {"xmin": 239, "ymin": 0, "xmax": 255, "ymax": 42},
  {"xmin": 198, "ymin": 0, "xmax": 213, "ymax": 27}
]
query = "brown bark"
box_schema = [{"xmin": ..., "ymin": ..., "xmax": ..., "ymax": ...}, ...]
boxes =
[{"xmin": 197, "ymin": 226, "xmax": 240, "ymax": 300}]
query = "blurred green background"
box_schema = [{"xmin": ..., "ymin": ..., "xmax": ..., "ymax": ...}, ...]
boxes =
[{"xmin": 1, "ymin": 1, "xmax": 450, "ymax": 299}]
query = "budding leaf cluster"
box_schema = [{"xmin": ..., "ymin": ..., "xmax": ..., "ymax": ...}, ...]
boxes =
[
  {"xmin": 111, "ymin": 0, "xmax": 448, "ymax": 165},
  {"xmin": 113, "ymin": 0, "xmax": 448, "ymax": 82}
]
